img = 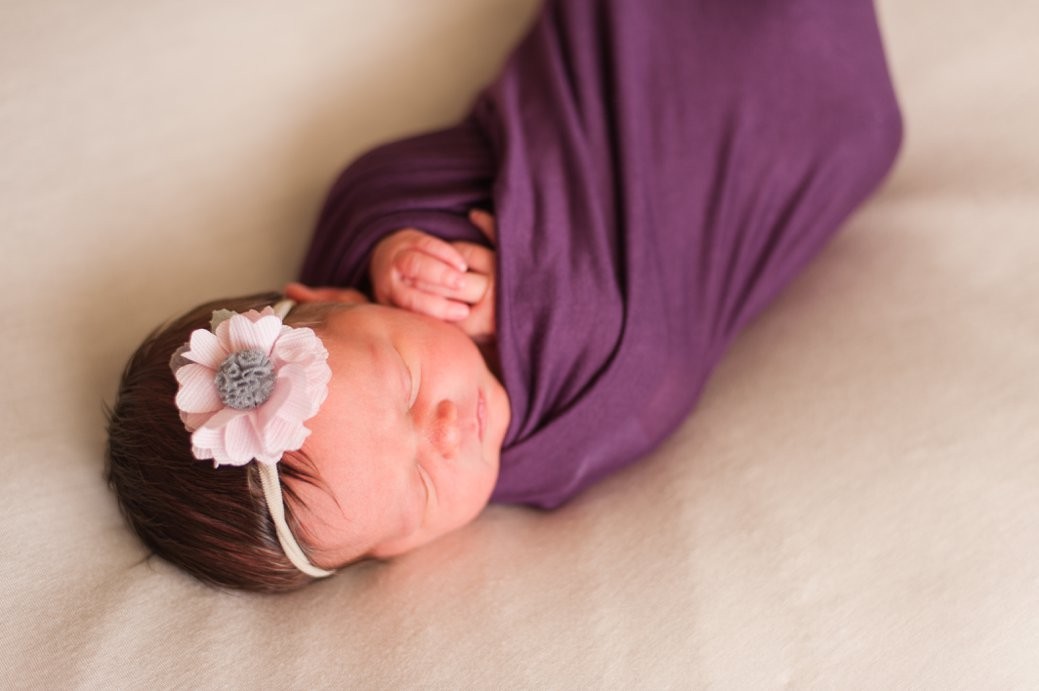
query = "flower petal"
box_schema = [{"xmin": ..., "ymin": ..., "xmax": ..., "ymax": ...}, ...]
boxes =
[
  {"xmin": 175, "ymin": 363, "xmax": 223, "ymax": 414},
  {"xmin": 179, "ymin": 411, "xmax": 213, "ymax": 432},
  {"xmin": 191, "ymin": 407, "xmax": 250, "ymax": 465},
  {"xmin": 222, "ymin": 413, "xmax": 264, "ymax": 465},
  {"xmin": 184, "ymin": 329, "xmax": 227, "ymax": 369},
  {"xmin": 261, "ymin": 415, "xmax": 299, "ymax": 457},
  {"xmin": 228, "ymin": 313, "xmax": 283, "ymax": 354},
  {"xmin": 262, "ymin": 416, "xmax": 309, "ymax": 457},
  {"xmin": 269, "ymin": 364, "xmax": 317, "ymax": 423},
  {"xmin": 304, "ymin": 358, "xmax": 332, "ymax": 405},
  {"xmin": 274, "ymin": 333, "xmax": 331, "ymax": 411},
  {"xmin": 271, "ymin": 326, "xmax": 324, "ymax": 364},
  {"xmin": 253, "ymin": 450, "xmax": 281, "ymax": 465},
  {"xmin": 247, "ymin": 307, "xmax": 277, "ymax": 322},
  {"xmin": 192, "ymin": 445, "xmax": 215, "ymax": 462},
  {"xmin": 213, "ymin": 317, "xmax": 233, "ymax": 352}
]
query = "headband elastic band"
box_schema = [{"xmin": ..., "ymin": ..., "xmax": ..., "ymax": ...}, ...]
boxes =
[
  {"xmin": 257, "ymin": 460, "xmax": 333, "ymax": 578},
  {"xmin": 262, "ymin": 298, "xmax": 334, "ymax": 578}
]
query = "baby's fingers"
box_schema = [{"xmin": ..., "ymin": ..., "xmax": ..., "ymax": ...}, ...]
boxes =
[
  {"xmin": 395, "ymin": 286, "xmax": 470, "ymax": 322},
  {"xmin": 395, "ymin": 248, "xmax": 468, "ymax": 293},
  {"xmin": 451, "ymin": 241, "xmax": 495, "ymax": 275},
  {"xmin": 408, "ymin": 271, "xmax": 488, "ymax": 305},
  {"xmin": 468, "ymin": 208, "xmax": 496, "ymax": 242},
  {"xmin": 407, "ymin": 231, "xmax": 468, "ymax": 272}
]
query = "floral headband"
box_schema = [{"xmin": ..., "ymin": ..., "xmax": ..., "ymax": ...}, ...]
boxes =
[{"xmin": 170, "ymin": 299, "xmax": 334, "ymax": 579}]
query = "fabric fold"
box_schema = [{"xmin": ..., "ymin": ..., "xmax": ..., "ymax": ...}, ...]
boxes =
[{"xmin": 300, "ymin": 0, "xmax": 903, "ymax": 507}]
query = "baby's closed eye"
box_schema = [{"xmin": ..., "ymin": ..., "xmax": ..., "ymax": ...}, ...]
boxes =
[{"xmin": 394, "ymin": 347, "xmax": 418, "ymax": 409}]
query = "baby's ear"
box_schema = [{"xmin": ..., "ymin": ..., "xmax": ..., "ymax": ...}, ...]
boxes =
[{"xmin": 284, "ymin": 282, "xmax": 370, "ymax": 305}]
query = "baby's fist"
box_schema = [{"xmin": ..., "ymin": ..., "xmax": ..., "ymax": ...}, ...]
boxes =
[{"xmin": 370, "ymin": 228, "xmax": 485, "ymax": 322}]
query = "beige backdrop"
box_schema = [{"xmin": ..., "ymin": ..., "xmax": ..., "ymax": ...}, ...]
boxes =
[{"xmin": 1, "ymin": 0, "xmax": 1037, "ymax": 687}]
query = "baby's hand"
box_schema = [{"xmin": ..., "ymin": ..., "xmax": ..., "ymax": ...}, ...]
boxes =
[
  {"xmin": 370, "ymin": 213, "xmax": 495, "ymax": 337},
  {"xmin": 452, "ymin": 210, "xmax": 497, "ymax": 343}
]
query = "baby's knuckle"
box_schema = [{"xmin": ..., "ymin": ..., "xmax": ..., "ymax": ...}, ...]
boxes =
[
  {"xmin": 419, "ymin": 233, "xmax": 448, "ymax": 251},
  {"xmin": 398, "ymin": 252, "xmax": 423, "ymax": 276},
  {"xmin": 398, "ymin": 290, "xmax": 419, "ymax": 309}
]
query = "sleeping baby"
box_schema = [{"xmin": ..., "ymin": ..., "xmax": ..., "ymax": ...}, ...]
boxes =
[{"xmin": 107, "ymin": 0, "xmax": 902, "ymax": 592}]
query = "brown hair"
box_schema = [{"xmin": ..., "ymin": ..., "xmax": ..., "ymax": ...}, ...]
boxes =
[{"xmin": 106, "ymin": 292, "xmax": 326, "ymax": 593}]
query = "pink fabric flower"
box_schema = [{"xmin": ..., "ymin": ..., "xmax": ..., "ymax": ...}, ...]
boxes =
[{"xmin": 172, "ymin": 307, "xmax": 331, "ymax": 466}]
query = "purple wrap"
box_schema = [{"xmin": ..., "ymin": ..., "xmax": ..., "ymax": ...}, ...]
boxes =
[{"xmin": 301, "ymin": 0, "xmax": 903, "ymax": 508}]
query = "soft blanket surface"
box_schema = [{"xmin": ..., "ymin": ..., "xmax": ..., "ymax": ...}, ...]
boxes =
[{"xmin": 1, "ymin": 0, "xmax": 1037, "ymax": 687}]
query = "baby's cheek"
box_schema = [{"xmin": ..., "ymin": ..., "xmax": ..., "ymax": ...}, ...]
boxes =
[{"xmin": 473, "ymin": 450, "xmax": 500, "ymax": 509}]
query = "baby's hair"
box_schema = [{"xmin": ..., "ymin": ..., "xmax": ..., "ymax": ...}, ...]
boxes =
[{"xmin": 106, "ymin": 292, "xmax": 324, "ymax": 593}]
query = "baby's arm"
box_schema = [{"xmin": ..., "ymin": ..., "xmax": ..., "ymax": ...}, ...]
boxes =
[{"xmin": 371, "ymin": 209, "xmax": 497, "ymax": 343}]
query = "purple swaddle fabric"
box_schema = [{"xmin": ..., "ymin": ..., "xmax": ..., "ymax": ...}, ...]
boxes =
[{"xmin": 300, "ymin": 0, "xmax": 903, "ymax": 508}]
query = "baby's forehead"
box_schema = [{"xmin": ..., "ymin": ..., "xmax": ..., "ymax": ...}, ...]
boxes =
[{"xmin": 323, "ymin": 339, "xmax": 405, "ymax": 397}]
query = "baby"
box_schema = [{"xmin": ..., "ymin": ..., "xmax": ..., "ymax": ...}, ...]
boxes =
[
  {"xmin": 107, "ymin": 211, "xmax": 512, "ymax": 592},
  {"xmin": 275, "ymin": 212, "xmax": 510, "ymax": 566},
  {"xmin": 107, "ymin": 0, "xmax": 903, "ymax": 592}
]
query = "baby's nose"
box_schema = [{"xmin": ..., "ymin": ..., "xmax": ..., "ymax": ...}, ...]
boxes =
[{"xmin": 427, "ymin": 400, "xmax": 460, "ymax": 459}]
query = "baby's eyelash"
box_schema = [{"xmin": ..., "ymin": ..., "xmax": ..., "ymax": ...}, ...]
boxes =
[
  {"xmin": 408, "ymin": 364, "xmax": 419, "ymax": 408},
  {"xmin": 395, "ymin": 347, "xmax": 418, "ymax": 408}
]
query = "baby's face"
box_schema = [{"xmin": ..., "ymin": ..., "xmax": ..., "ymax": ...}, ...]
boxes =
[{"xmin": 285, "ymin": 301, "xmax": 510, "ymax": 568}]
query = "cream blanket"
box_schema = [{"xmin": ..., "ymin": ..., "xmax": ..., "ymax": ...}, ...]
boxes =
[{"xmin": 1, "ymin": 0, "xmax": 1036, "ymax": 686}]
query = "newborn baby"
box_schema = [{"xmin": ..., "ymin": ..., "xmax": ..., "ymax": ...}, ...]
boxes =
[
  {"xmin": 107, "ymin": 0, "xmax": 902, "ymax": 592},
  {"xmin": 283, "ymin": 210, "xmax": 508, "ymax": 567}
]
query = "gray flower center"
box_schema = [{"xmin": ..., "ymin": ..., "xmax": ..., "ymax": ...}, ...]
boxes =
[{"xmin": 214, "ymin": 349, "xmax": 276, "ymax": 409}]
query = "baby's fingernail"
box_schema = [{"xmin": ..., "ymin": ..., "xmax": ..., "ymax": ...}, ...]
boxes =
[
  {"xmin": 453, "ymin": 275, "xmax": 466, "ymax": 289},
  {"xmin": 448, "ymin": 304, "xmax": 469, "ymax": 320}
]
